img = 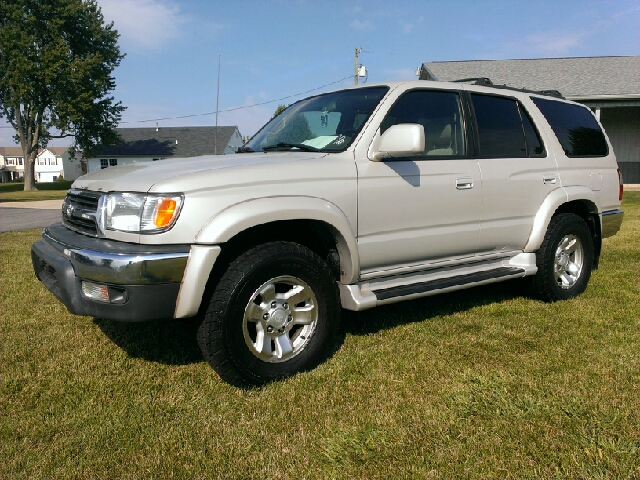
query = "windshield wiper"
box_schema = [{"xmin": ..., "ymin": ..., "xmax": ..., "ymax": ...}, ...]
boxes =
[
  {"xmin": 236, "ymin": 146, "xmax": 255, "ymax": 153},
  {"xmin": 262, "ymin": 143, "xmax": 321, "ymax": 152}
]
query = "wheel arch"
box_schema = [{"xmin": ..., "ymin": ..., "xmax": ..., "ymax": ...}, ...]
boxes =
[
  {"xmin": 525, "ymin": 186, "xmax": 602, "ymax": 267},
  {"xmin": 195, "ymin": 196, "xmax": 360, "ymax": 284}
]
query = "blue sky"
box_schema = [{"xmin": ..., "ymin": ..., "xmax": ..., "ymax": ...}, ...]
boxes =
[{"xmin": 2, "ymin": 0, "xmax": 639, "ymax": 146}]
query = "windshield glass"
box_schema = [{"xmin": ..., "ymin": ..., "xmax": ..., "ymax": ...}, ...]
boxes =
[{"xmin": 245, "ymin": 86, "xmax": 389, "ymax": 153}]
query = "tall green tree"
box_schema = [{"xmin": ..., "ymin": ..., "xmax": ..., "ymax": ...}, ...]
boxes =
[
  {"xmin": 0, "ymin": 0, "xmax": 125, "ymax": 190},
  {"xmin": 272, "ymin": 104, "xmax": 287, "ymax": 119}
]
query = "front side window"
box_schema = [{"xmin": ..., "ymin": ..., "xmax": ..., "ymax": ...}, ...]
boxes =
[
  {"xmin": 380, "ymin": 89, "xmax": 466, "ymax": 157},
  {"xmin": 531, "ymin": 97, "xmax": 608, "ymax": 157},
  {"xmin": 245, "ymin": 86, "xmax": 389, "ymax": 153},
  {"xmin": 100, "ymin": 159, "xmax": 108, "ymax": 169}
]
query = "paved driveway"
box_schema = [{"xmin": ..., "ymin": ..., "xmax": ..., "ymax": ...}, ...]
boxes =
[{"xmin": 0, "ymin": 200, "xmax": 63, "ymax": 233}]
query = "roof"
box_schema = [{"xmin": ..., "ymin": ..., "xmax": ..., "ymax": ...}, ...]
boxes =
[
  {"xmin": 420, "ymin": 56, "xmax": 640, "ymax": 99},
  {"xmin": 94, "ymin": 126, "xmax": 239, "ymax": 157},
  {"xmin": 0, "ymin": 146, "xmax": 70, "ymax": 157}
]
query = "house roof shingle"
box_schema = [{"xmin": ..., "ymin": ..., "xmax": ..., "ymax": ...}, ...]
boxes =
[
  {"xmin": 420, "ymin": 56, "xmax": 640, "ymax": 99},
  {"xmin": 95, "ymin": 126, "xmax": 238, "ymax": 157},
  {"xmin": 0, "ymin": 146, "xmax": 70, "ymax": 157}
]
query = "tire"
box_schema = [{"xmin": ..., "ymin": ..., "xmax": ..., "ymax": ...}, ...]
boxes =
[
  {"xmin": 531, "ymin": 213, "xmax": 594, "ymax": 302},
  {"xmin": 197, "ymin": 242, "xmax": 340, "ymax": 387}
]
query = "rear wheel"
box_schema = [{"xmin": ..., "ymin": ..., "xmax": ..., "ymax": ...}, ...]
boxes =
[
  {"xmin": 197, "ymin": 242, "xmax": 340, "ymax": 386},
  {"xmin": 531, "ymin": 213, "xmax": 594, "ymax": 302}
]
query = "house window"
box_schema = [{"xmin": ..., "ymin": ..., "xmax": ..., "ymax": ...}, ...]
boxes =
[
  {"xmin": 100, "ymin": 158, "xmax": 118, "ymax": 169},
  {"xmin": 38, "ymin": 157, "xmax": 46, "ymax": 165},
  {"xmin": 18, "ymin": 158, "xmax": 23, "ymax": 165},
  {"xmin": 6, "ymin": 158, "xmax": 14, "ymax": 165}
]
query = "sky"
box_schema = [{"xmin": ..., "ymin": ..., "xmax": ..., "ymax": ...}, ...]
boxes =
[{"xmin": 1, "ymin": 0, "xmax": 639, "ymax": 147}]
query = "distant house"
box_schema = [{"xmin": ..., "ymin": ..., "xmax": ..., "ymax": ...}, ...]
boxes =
[
  {"xmin": 86, "ymin": 126, "xmax": 243, "ymax": 173},
  {"xmin": 0, "ymin": 146, "xmax": 83, "ymax": 183},
  {"xmin": 418, "ymin": 56, "xmax": 640, "ymax": 183}
]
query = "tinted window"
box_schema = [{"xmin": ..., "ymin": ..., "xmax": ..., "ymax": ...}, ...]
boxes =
[
  {"xmin": 531, "ymin": 97, "xmax": 608, "ymax": 157},
  {"xmin": 381, "ymin": 90, "xmax": 466, "ymax": 157},
  {"xmin": 519, "ymin": 105, "xmax": 546, "ymax": 157},
  {"xmin": 471, "ymin": 94, "xmax": 527, "ymax": 158}
]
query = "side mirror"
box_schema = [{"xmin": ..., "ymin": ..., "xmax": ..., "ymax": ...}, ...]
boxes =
[{"xmin": 370, "ymin": 124, "xmax": 425, "ymax": 161}]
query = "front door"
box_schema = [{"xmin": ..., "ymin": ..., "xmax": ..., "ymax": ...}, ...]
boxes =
[{"xmin": 356, "ymin": 89, "xmax": 482, "ymax": 276}]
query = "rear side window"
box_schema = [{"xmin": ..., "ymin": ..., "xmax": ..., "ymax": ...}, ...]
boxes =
[
  {"xmin": 531, "ymin": 97, "xmax": 608, "ymax": 157},
  {"xmin": 471, "ymin": 94, "xmax": 527, "ymax": 158}
]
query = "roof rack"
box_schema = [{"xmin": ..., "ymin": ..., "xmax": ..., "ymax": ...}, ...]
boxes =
[
  {"xmin": 453, "ymin": 77, "xmax": 494, "ymax": 86},
  {"xmin": 420, "ymin": 75, "xmax": 565, "ymax": 99}
]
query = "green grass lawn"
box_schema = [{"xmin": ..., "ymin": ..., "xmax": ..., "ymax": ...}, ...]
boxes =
[
  {"xmin": 2, "ymin": 193, "xmax": 639, "ymax": 479},
  {"xmin": 0, "ymin": 181, "xmax": 72, "ymax": 202}
]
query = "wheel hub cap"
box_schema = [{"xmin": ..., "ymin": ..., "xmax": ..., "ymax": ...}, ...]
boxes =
[
  {"xmin": 553, "ymin": 234, "xmax": 584, "ymax": 289},
  {"xmin": 243, "ymin": 275, "xmax": 318, "ymax": 363}
]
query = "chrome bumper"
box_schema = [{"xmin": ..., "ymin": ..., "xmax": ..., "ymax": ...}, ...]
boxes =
[
  {"xmin": 32, "ymin": 224, "xmax": 192, "ymax": 322},
  {"xmin": 41, "ymin": 228, "xmax": 189, "ymax": 285},
  {"xmin": 601, "ymin": 209, "xmax": 624, "ymax": 238}
]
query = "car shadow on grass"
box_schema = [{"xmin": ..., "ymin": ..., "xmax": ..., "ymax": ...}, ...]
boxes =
[
  {"xmin": 93, "ymin": 279, "xmax": 530, "ymax": 368},
  {"xmin": 94, "ymin": 316, "xmax": 204, "ymax": 365}
]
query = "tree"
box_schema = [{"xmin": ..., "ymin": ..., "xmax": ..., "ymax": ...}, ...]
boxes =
[
  {"xmin": 0, "ymin": 0, "xmax": 125, "ymax": 190},
  {"xmin": 272, "ymin": 104, "xmax": 287, "ymax": 119}
]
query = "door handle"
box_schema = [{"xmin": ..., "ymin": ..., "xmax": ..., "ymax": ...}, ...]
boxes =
[
  {"xmin": 543, "ymin": 174, "xmax": 557, "ymax": 185},
  {"xmin": 456, "ymin": 177, "xmax": 474, "ymax": 190}
]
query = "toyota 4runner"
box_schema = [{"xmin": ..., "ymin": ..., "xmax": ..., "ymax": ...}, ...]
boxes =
[{"xmin": 32, "ymin": 77, "xmax": 624, "ymax": 386}]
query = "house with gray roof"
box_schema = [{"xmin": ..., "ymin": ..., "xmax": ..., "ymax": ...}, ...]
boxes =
[
  {"xmin": 418, "ymin": 56, "xmax": 640, "ymax": 183},
  {"xmin": 86, "ymin": 126, "xmax": 243, "ymax": 173}
]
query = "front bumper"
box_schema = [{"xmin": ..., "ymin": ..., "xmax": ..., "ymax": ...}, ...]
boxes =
[{"xmin": 32, "ymin": 223, "xmax": 190, "ymax": 322}]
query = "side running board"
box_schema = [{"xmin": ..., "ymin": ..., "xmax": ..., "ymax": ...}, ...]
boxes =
[
  {"xmin": 339, "ymin": 253, "xmax": 537, "ymax": 311},
  {"xmin": 374, "ymin": 266, "xmax": 523, "ymax": 300}
]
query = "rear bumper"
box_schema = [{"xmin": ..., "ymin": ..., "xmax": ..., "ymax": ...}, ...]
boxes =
[
  {"xmin": 31, "ymin": 223, "xmax": 190, "ymax": 322},
  {"xmin": 601, "ymin": 209, "xmax": 624, "ymax": 238}
]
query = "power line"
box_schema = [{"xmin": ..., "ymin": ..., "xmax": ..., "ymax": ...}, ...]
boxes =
[
  {"xmin": 0, "ymin": 74, "xmax": 353, "ymax": 129},
  {"xmin": 120, "ymin": 74, "xmax": 353, "ymax": 125}
]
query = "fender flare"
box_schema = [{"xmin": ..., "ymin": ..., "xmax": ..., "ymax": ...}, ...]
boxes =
[
  {"xmin": 524, "ymin": 186, "xmax": 599, "ymax": 252},
  {"xmin": 194, "ymin": 195, "xmax": 360, "ymax": 283}
]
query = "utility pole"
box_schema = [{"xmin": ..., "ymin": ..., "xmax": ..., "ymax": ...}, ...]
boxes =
[
  {"xmin": 215, "ymin": 55, "xmax": 220, "ymax": 154},
  {"xmin": 354, "ymin": 47, "xmax": 362, "ymax": 85}
]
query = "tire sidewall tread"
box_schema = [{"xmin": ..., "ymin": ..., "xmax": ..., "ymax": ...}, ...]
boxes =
[
  {"xmin": 532, "ymin": 213, "xmax": 594, "ymax": 302},
  {"xmin": 198, "ymin": 242, "xmax": 340, "ymax": 387}
]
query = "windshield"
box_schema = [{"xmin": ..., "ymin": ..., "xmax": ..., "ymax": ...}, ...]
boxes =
[{"xmin": 245, "ymin": 86, "xmax": 389, "ymax": 153}]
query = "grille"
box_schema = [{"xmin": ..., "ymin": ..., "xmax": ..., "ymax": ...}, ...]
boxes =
[{"xmin": 62, "ymin": 189, "xmax": 102, "ymax": 237}]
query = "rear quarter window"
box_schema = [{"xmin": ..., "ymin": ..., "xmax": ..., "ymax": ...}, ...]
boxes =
[{"xmin": 531, "ymin": 97, "xmax": 608, "ymax": 157}]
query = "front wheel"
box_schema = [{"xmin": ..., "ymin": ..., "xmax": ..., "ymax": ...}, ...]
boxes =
[
  {"xmin": 531, "ymin": 213, "xmax": 594, "ymax": 302},
  {"xmin": 197, "ymin": 242, "xmax": 340, "ymax": 386}
]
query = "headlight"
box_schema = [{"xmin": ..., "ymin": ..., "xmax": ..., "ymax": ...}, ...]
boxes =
[{"xmin": 97, "ymin": 192, "xmax": 184, "ymax": 234}]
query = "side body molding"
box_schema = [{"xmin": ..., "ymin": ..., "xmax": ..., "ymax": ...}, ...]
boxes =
[
  {"xmin": 524, "ymin": 186, "xmax": 599, "ymax": 252},
  {"xmin": 195, "ymin": 196, "xmax": 360, "ymax": 284}
]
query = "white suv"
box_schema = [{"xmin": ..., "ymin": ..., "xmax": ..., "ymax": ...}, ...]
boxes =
[{"xmin": 32, "ymin": 78, "xmax": 624, "ymax": 386}]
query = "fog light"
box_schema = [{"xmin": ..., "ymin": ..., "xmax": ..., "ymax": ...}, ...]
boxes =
[{"xmin": 81, "ymin": 281, "xmax": 110, "ymax": 303}]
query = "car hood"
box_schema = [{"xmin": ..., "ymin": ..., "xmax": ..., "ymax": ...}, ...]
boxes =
[{"xmin": 72, "ymin": 152, "xmax": 329, "ymax": 193}]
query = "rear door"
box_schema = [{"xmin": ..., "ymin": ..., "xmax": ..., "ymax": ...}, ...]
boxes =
[{"xmin": 467, "ymin": 91, "xmax": 559, "ymax": 253}]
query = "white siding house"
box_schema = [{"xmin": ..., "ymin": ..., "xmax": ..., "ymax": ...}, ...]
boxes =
[
  {"xmin": 86, "ymin": 126, "xmax": 243, "ymax": 173},
  {"xmin": 0, "ymin": 147, "xmax": 83, "ymax": 183}
]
